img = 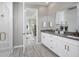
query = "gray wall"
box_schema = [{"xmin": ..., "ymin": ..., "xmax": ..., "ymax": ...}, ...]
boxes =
[
  {"xmin": 38, "ymin": 13, "xmax": 56, "ymax": 42},
  {"xmin": 77, "ymin": 3, "xmax": 79, "ymax": 32},
  {"xmin": 13, "ymin": 2, "xmax": 23, "ymax": 47},
  {"xmin": 0, "ymin": 2, "xmax": 13, "ymax": 50}
]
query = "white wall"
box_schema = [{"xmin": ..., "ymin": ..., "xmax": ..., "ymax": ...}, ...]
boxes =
[
  {"xmin": 13, "ymin": 2, "xmax": 23, "ymax": 47},
  {"xmin": 0, "ymin": 2, "xmax": 13, "ymax": 50}
]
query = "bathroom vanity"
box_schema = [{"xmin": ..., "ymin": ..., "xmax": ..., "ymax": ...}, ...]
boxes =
[{"xmin": 41, "ymin": 30, "xmax": 79, "ymax": 57}]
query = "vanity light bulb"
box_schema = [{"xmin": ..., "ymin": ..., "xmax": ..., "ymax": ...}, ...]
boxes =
[
  {"xmin": 50, "ymin": 22, "xmax": 52, "ymax": 27},
  {"xmin": 43, "ymin": 22, "xmax": 46, "ymax": 27}
]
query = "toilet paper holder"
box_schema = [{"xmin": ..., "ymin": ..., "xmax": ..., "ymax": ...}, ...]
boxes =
[{"xmin": 0, "ymin": 32, "xmax": 6, "ymax": 41}]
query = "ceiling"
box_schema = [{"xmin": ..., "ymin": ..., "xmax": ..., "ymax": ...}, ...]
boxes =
[
  {"xmin": 24, "ymin": 2, "xmax": 51, "ymax": 8},
  {"xmin": 24, "ymin": 2, "xmax": 77, "ymax": 9},
  {"xmin": 24, "ymin": 2, "xmax": 78, "ymax": 15},
  {"xmin": 48, "ymin": 2, "xmax": 77, "ymax": 14}
]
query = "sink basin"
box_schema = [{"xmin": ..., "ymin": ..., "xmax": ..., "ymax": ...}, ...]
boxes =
[{"xmin": 67, "ymin": 35, "xmax": 79, "ymax": 39}]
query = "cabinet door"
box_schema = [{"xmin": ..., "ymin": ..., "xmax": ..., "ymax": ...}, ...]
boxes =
[
  {"xmin": 50, "ymin": 35, "xmax": 58, "ymax": 52},
  {"xmin": 55, "ymin": 37, "xmax": 68, "ymax": 57},
  {"xmin": 44, "ymin": 34, "xmax": 52, "ymax": 49},
  {"xmin": 47, "ymin": 35, "xmax": 54, "ymax": 50},
  {"xmin": 41, "ymin": 33, "xmax": 46, "ymax": 45},
  {"xmin": 41, "ymin": 33, "xmax": 51, "ymax": 48},
  {"xmin": 67, "ymin": 44, "xmax": 79, "ymax": 57}
]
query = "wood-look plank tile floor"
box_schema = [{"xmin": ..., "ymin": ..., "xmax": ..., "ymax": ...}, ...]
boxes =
[{"xmin": 9, "ymin": 44, "xmax": 58, "ymax": 57}]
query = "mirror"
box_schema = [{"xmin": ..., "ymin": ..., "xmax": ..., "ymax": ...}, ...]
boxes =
[
  {"xmin": 25, "ymin": 8, "xmax": 37, "ymax": 36},
  {"xmin": 64, "ymin": 6, "xmax": 77, "ymax": 32},
  {"xmin": 56, "ymin": 6, "xmax": 77, "ymax": 32}
]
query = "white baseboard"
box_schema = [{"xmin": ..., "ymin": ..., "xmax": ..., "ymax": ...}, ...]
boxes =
[
  {"xmin": 14, "ymin": 45, "xmax": 23, "ymax": 48},
  {"xmin": 13, "ymin": 43, "xmax": 41, "ymax": 49},
  {"xmin": 0, "ymin": 47, "xmax": 12, "ymax": 51},
  {"xmin": 0, "ymin": 47, "xmax": 13, "ymax": 57}
]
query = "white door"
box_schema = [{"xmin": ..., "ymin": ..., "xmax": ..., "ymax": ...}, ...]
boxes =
[{"xmin": 41, "ymin": 33, "xmax": 46, "ymax": 45}]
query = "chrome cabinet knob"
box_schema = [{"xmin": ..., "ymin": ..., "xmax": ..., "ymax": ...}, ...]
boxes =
[
  {"xmin": 65, "ymin": 45, "xmax": 66, "ymax": 50},
  {"xmin": 67, "ymin": 45, "xmax": 69, "ymax": 51},
  {"xmin": 22, "ymin": 33, "xmax": 26, "ymax": 35}
]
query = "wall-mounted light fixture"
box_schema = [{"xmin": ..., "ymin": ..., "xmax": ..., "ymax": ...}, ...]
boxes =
[{"xmin": 0, "ymin": 32, "xmax": 6, "ymax": 41}]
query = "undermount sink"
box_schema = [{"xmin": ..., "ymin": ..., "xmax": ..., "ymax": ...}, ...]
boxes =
[{"xmin": 67, "ymin": 35, "xmax": 79, "ymax": 39}]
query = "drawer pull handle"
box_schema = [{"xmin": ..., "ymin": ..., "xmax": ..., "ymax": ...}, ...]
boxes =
[
  {"xmin": 65, "ymin": 45, "xmax": 66, "ymax": 50},
  {"xmin": 67, "ymin": 46, "xmax": 69, "ymax": 51},
  {"xmin": 51, "ymin": 47, "xmax": 52, "ymax": 48},
  {"xmin": 51, "ymin": 40, "xmax": 52, "ymax": 41},
  {"xmin": 26, "ymin": 37, "xmax": 28, "ymax": 39}
]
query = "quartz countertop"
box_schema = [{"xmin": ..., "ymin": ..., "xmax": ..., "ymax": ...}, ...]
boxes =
[{"xmin": 41, "ymin": 30, "xmax": 79, "ymax": 41}]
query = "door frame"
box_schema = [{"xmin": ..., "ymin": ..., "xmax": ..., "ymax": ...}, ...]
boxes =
[{"xmin": 23, "ymin": 3, "xmax": 39, "ymax": 45}]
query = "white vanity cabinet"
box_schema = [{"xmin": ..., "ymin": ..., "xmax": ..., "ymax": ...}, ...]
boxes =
[
  {"xmin": 58, "ymin": 36, "xmax": 79, "ymax": 57},
  {"xmin": 54, "ymin": 36, "xmax": 79, "ymax": 57},
  {"xmin": 41, "ymin": 32, "xmax": 53, "ymax": 49},
  {"xmin": 56, "ymin": 37, "xmax": 79, "ymax": 57},
  {"xmin": 41, "ymin": 32, "xmax": 79, "ymax": 57}
]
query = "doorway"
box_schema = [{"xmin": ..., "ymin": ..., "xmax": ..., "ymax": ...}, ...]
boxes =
[{"xmin": 23, "ymin": 8, "xmax": 37, "ymax": 46}]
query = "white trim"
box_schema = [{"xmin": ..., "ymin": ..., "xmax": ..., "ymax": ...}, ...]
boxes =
[
  {"xmin": 0, "ymin": 47, "xmax": 12, "ymax": 51},
  {"xmin": 36, "ymin": 9, "xmax": 39, "ymax": 44},
  {"xmin": 14, "ymin": 45, "xmax": 23, "ymax": 48},
  {"xmin": 23, "ymin": 2, "xmax": 25, "ymax": 54}
]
